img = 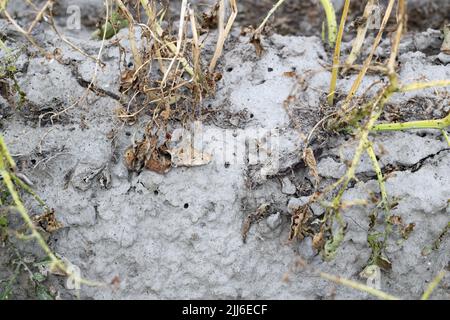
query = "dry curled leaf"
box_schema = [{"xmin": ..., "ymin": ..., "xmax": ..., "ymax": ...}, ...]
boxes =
[
  {"xmin": 32, "ymin": 209, "xmax": 63, "ymax": 233},
  {"xmin": 144, "ymin": 150, "xmax": 172, "ymax": 174},
  {"xmin": 303, "ymin": 147, "xmax": 320, "ymax": 185},
  {"xmin": 388, "ymin": 215, "xmax": 415, "ymax": 239},
  {"xmin": 283, "ymin": 71, "xmax": 297, "ymax": 78},
  {"xmin": 389, "ymin": 215, "xmax": 403, "ymax": 225},
  {"xmin": 401, "ymin": 223, "xmax": 416, "ymax": 240},
  {"xmin": 312, "ymin": 230, "xmax": 325, "ymax": 251},
  {"xmin": 124, "ymin": 134, "xmax": 172, "ymax": 174},
  {"xmin": 288, "ymin": 204, "xmax": 312, "ymax": 241},
  {"xmin": 119, "ymin": 69, "xmax": 136, "ymax": 93},
  {"xmin": 111, "ymin": 275, "xmax": 121, "ymax": 291},
  {"xmin": 201, "ymin": 3, "xmax": 220, "ymax": 30},
  {"xmin": 250, "ymin": 34, "xmax": 264, "ymax": 57}
]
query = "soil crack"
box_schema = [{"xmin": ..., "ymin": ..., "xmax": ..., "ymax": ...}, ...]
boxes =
[
  {"xmin": 355, "ymin": 148, "xmax": 450, "ymax": 183},
  {"xmin": 67, "ymin": 60, "xmax": 121, "ymax": 102}
]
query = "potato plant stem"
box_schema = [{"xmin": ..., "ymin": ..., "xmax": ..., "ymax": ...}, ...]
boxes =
[
  {"xmin": 373, "ymin": 114, "xmax": 450, "ymax": 131},
  {"xmin": 421, "ymin": 270, "xmax": 447, "ymax": 300},
  {"xmin": 328, "ymin": 0, "xmax": 350, "ymax": 106},
  {"xmin": 0, "ymin": 135, "xmax": 102, "ymax": 287},
  {"xmin": 319, "ymin": 0, "xmax": 338, "ymax": 46},
  {"xmin": 319, "ymin": 271, "xmax": 399, "ymax": 300},
  {"xmin": 0, "ymin": 136, "xmax": 63, "ymax": 271}
]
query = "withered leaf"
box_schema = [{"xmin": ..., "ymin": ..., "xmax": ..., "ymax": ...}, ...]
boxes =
[
  {"xmin": 124, "ymin": 134, "xmax": 172, "ymax": 174},
  {"xmin": 144, "ymin": 151, "xmax": 172, "ymax": 174},
  {"xmin": 250, "ymin": 35, "xmax": 264, "ymax": 57},
  {"xmin": 389, "ymin": 215, "xmax": 403, "ymax": 226},
  {"xmin": 32, "ymin": 209, "xmax": 63, "ymax": 233},
  {"xmin": 283, "ymin": 71, "xmax": 297, "ymax": 78},
  {"xmin": 120, "ymin": 69, "xmax": 136, "ymax": 93},
  {"xmin": 401, "ymin": 223, "xmax": 415, "ymax": 240},
  {"xmin": 375, "ymin": 254, "xmax": 392, "ymax": 271},
  {"xmin": 201, "ymin": 3, "xmax": 220, "ymax": 30},
  {"xmin": 303, "ymin": 147, "xmax": 320, "ymax": 185},
  {"xmin": 312, "ymin": 231, "xmax": 325, "ymax": 251},
  {"xmin": 288, "ymin": 204, "xmax": 312, "ymax": 241}
]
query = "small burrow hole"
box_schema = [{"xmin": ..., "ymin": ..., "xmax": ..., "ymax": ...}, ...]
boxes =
[
  {"xmin": 184, "ymin": 203, "xmax": 189, "ymax": 209},
  {"xmin": 417, "ymin": 132, "xmax": 427, "ymax": 137}
]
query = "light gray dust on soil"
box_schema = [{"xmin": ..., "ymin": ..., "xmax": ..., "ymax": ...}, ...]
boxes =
[{"xmin": 1, "ymin": 6, "xmax": 450, "ymax": 299}]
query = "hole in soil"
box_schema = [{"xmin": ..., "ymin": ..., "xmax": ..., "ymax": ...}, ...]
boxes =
[
  {"xmin": 30, "ymin": 159, "xmax": 36, "ymax": 165},
  {"xmin": 250, "ymin": 113, "xmax": 254, "ymax": 118},
  {"xmin": 226, "ymin": 67, "xmax": 233, "ymax": 72},
  {"xmin": 184, "ymin": 203, "xmax": 189, "ymax": 209},
  {"xmin": 224, "ymin": 162, "xmax": 230, "ymax": 168},
  {"xmin": 417, "ymin": 132, "xmax": 427, "ymax": 138},
  {"xmin": 154, "ymin": 190, "xmax": 159, "ymax": 196},
  {"xmin": 125, "ymin": 131, "xmax": 131, "ymax": 136},
  {"xmin": 268, "ymin": 67, "xmax": 273, "ymax": 72}
]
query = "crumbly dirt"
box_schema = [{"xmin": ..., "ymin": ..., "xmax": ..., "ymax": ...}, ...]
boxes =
[{"xmin": 1, "ymin": 0, "xmax": 449, "ymax": 300}]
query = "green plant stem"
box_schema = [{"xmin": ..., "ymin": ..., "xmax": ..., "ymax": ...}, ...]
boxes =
[
  {"xmin": 421, "ymin": 270, "xmax": 447, "ymax": 300},
  {"xmin": 0, "ymin": 0, "xmax": 8, "ymax": 11},
  {"xmin": 319, "ymin": 271, "xmax": 399, "ymax": 300},
  {"xmin": 441, "ymin": 130, "xmax": 450, "ymax": 146},
  {"xmin": 1, "ymin": 135, "xmax": 102, "ymax": 288},
  {"xmin": 372, "ymin": 113, "xmax": 450, "ymax": 131},
  {"xmin": 332, "ymin": 93, "xmax": 385, "ymax": 208},
  {"xmin": 0, "ymin": 138, "xmax": 62, "ymax": 271},
  {"xmin": 11, "ymin": 174, "xmax": 48, "ymax": 209},
  {"xmin": 319, "ymin": 0, "xmax": 337, "ymax": 46},
  {"xmin": 0, "ymin": 38, "xmax": 11, "ymax": 54},
  {"xmin": 401, "ymin": 80, "xmax": 450, "ymax": 92},
  {"xmin": 366, "ymin": 143, "xmax": 389, "ymax": 212},
  {"xmin": 328, "ymin": 0, "xmax": 350, "ymax": 106}
]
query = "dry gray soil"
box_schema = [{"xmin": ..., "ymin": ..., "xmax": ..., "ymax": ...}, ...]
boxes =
[{"xmin": 1, "ymin": 0, "xmax": 449, "ymax": 299}]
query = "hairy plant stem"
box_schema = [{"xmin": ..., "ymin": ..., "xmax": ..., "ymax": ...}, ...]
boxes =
[{"xmin": 372, "ymin": 113, "xmax": 450, "ymax": 131}]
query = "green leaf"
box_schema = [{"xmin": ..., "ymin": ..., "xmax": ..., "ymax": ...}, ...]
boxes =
[
  {"xmin": 36, "ymin": 284, "xmax": 54, "ymax": 300},
  {"xmin": 32, "ymin": 273, "xmax": 46, "ymax": 283},
  {"xmin": 0, "ymin": 215, "xmax": 7, "ymax": 227}
]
